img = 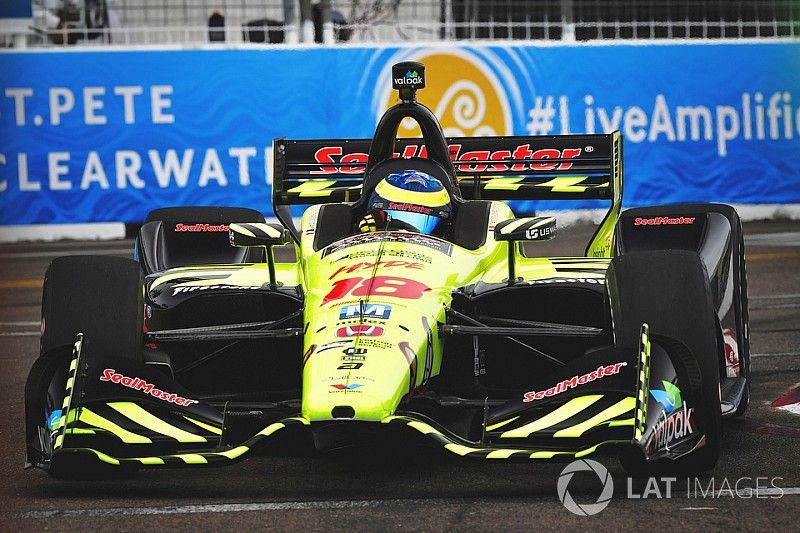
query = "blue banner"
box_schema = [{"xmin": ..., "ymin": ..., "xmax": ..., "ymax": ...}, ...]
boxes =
[{"xmin": 1, "ymin": 43, "xmax": 798, "ymax": 224}]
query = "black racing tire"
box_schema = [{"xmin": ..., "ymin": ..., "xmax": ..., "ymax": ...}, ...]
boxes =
[
  {"xmin": 608, "ymin": 250, "xmax": 722, "ymax": 477},
  {"xmin": 27, "ymin": 256, "xmax": 142, "ymax": 476},
  {"xmin": 40, "ymin": 255, "xmax": 143, "ymax": 359}
]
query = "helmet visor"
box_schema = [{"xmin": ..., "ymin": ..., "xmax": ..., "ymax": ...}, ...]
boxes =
[{"xmin": 385, "ymin": 210, "xmax": 442, "ymax": 235}]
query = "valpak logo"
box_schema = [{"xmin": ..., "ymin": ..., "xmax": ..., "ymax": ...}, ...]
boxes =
[
  {"xmin": 646, "ymin": 381, "xmax": 696, "ymax": 453},
  {"xmin": 380, "ymin": 50, "xmax": 514, "ymax": 137},
  {"xmin": 394, "ymin": 70, "xmax": 424, "ymax": 86}
]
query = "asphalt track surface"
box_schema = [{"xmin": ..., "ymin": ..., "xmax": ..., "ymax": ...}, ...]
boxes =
[{"xmin": 0, "ymin": 221, "xmax": 798, "ymax": 531}]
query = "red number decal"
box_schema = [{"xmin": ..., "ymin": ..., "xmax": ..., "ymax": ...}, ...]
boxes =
[{"xmin": 323, "ymin": 276, "xmax": 430, "ymax": 304}]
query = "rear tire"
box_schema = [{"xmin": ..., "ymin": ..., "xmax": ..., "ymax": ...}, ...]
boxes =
[
  {"xmin": 608, "ymin": 250, "xmax": 722, "ymax": 476},
  {"xmin": 27, "ymin": 256, "xmax": 143, "ymax": 475}
]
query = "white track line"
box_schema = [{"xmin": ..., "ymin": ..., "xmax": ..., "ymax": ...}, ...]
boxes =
[
  {"xmin": 0, "ymin": 321, "xmax": 39, "ymax": 327},
  {"xmin": 0, "ymin": 332, "xmax": 40, "ymax": 337},
  {"xmin": 752, "ymin": 352, "xmax": 800, "ymax": 358},
  {"xmin": 10, "ymin": 489, "xmax": 800, "ymax": 519},
  {"xmin": 10, "ymin": 498, "xmax": 460, "ymax": 518}
]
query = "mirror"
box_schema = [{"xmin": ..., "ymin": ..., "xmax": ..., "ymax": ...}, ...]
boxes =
[{"xmin": 494, "ymin": 216, "xmax": 557, "ymax": 242}]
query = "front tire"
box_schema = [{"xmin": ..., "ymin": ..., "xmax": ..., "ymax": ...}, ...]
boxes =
[
  {"xmin": 608, "ymin": 250, "xmax": 722, "ymax": 476},
  {"xmin": 26, "ymin": 256, "xmax": 143, "ymax": 474}
]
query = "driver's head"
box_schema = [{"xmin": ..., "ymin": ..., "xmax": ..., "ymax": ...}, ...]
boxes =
[{"xmin": 365, "ymin": 170, "xmax": 451, "ymax": 235}]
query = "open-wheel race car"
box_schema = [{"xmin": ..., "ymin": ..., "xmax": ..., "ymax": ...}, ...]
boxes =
[{"xmin": 26, "ymin": 62, "xmax": 750, "ymax": 478}]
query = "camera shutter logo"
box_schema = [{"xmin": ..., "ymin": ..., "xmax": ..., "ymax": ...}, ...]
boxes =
[{"xmin": 557, "ymin": 459, "xmax": 614, "ymax": 516}]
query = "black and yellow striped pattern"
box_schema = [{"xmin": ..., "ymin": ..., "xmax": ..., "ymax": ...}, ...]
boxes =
[
  {"xmin": 383, "ymin": 415, "xmax": 627, "ymax": 460},
  {"xmin": 634, "ymin": 323, "xmax": 651, "ymax": 442},
  {"xmin": 53, "ymin": 406, "xmax": 637, "ymax": 469},
  {"xmin": 485, "ymin": 395, "xmax": 635, "ymax": 441},
  {"xmin": 53, "ymin": 334, "xmax": 82, "ymax": 451},
  {"xmin": 53, "ymin": 417, "xmax": 310, "ymax": 468},
  {"xmin": 63, "ymin": 401, "xmax": 221, "ymax": 447},
  {"xmin": 229, "ymin": 222, "xmax": 286, "ymax": 246}
]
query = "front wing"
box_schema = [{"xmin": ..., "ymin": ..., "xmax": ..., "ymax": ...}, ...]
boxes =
[{"xmin": 37, "ymin": 324, "xmax": 703, "ymax": 472}]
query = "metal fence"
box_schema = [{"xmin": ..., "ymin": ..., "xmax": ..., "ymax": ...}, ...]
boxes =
[{"xmin": 4, "ymin": 0, "xmax": 799, "ymax": 48}]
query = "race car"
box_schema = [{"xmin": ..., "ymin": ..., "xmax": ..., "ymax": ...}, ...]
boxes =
[{"xmin": 25, "ymin": 62, "xmax": 750, "ymax": 478}]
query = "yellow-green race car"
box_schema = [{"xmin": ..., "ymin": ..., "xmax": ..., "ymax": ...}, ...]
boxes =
[{"xmin": 26, "ymin": 62, "xmax": 750, "ymax": 478}]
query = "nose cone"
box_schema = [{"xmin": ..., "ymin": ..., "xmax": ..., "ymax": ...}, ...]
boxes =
[{"xmin": 302, "ymin": 342, "xmax": 416, "ymax": 422}]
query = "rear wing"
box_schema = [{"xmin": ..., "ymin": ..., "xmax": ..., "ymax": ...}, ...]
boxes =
[
  {"xmin": 273, "ymin": 132, "xmax": 622, "ymax": 204},
  {"xmin": 272, "ymin": 132, "xmax": 623, "ymax": 256}
]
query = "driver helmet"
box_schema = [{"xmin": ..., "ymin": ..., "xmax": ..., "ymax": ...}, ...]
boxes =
[{"xmin": 365, "ymin": 170, "xmax": 451, "ymax": 235}]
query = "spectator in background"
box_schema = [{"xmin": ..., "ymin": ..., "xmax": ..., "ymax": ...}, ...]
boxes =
[{"xmin": 208, "ymin": 10, "xmax": 225, "ymax": 42}]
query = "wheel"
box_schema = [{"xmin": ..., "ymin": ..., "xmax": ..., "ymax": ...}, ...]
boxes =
[
  {"xmin": 608, "ymin": 250, "xmax": 722, "ymax": 476},
  {"xmin": 26, "ymin": 256, "xmax": 143, "ymax": 475}
]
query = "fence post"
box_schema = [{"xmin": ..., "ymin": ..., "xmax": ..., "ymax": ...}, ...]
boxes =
[{"xmin": 283, "ymin": 0, "xmax": 299, "ymax": 43}]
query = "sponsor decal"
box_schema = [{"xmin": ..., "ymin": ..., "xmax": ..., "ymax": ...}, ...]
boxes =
[
  {"xmin": 336, "ymin": 325, "xmax": 384, "ymax": 338},
  {"xmin": 318, "ymin": 340, "xmax": 352, "ymax": 353},
  {"xmin": 394, "ymin": 69, "xmax": 424, "ymax": 87},
  {"xmin": 47, "ymin": 409, "xmax": 63, "ymax": 431},
  {"xmin": 646, "ymin": 381, "xmax": 696, "ymax": 453},
  {"xmin": 330, "ymin": 383, "xmax": 363, "ymax": 390},
  {"xmin": 333, "ymin": 248, "xmax": 433, "ymax": 264},
  {"xmin": 310, "ymin": 143, "xmax": 581, "ymax": 175},
  {"xmin": 387, "ymin": 202, "xmax": 434, "ymax": 214},
  {"xmin": 174, "ymin": 223, "xmax": 230, "ymax": 232},
  {"xmin": 172, "ymin": 285, "xmax": 261, "ymax": 296},
  {"xmin": 328, "ymin": 260, "xmax": 423, "ymax": 280},
  {"xmin": 634, "ymin": 216, "xmax": 696, "ymax": 226},
  {"xmin": 343, "ymin": 347, "xmax": 368, "ymax": 355},
  {"xmin": 522, "ymin": 362, "xmax": 627, "ymax": 402},
  {"xmin": 321, "ymin": 232, "xmax": 452, "ymax": 257},
  {"xmin": 526, "ymin": 225, "xmax": 554, "ymax": 239},
  {"xmin": 338, "ymin": 353, "xmax": 366, "ymax": 370},
  {"xmin": 723, "ymin": 328, "xmax": 740, "ymax": 378},
  {"xmin": 324, "ymin": 276, "xmax": 431, "ymax": 304},
  {"xmin": 100, "ymin": 368, "xmax": 198, "ymax": 407},
  {"xmin": 650, "ymin": 380, "xmax": 683, "ymax": 413},
  {"xmin": 381, "ymin": 50, "xmax": 513, "ymax": 138},
  {"xmin": 356, "ymin": 338, "xmax": 393, "ymax": 350},
  {"xmin": 339, "ymin": 303, "xmax": 392, "ymax": 320},
  {"xmin": 528, "ymin": 277, "xmax": 605, "ymax": 285}
]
